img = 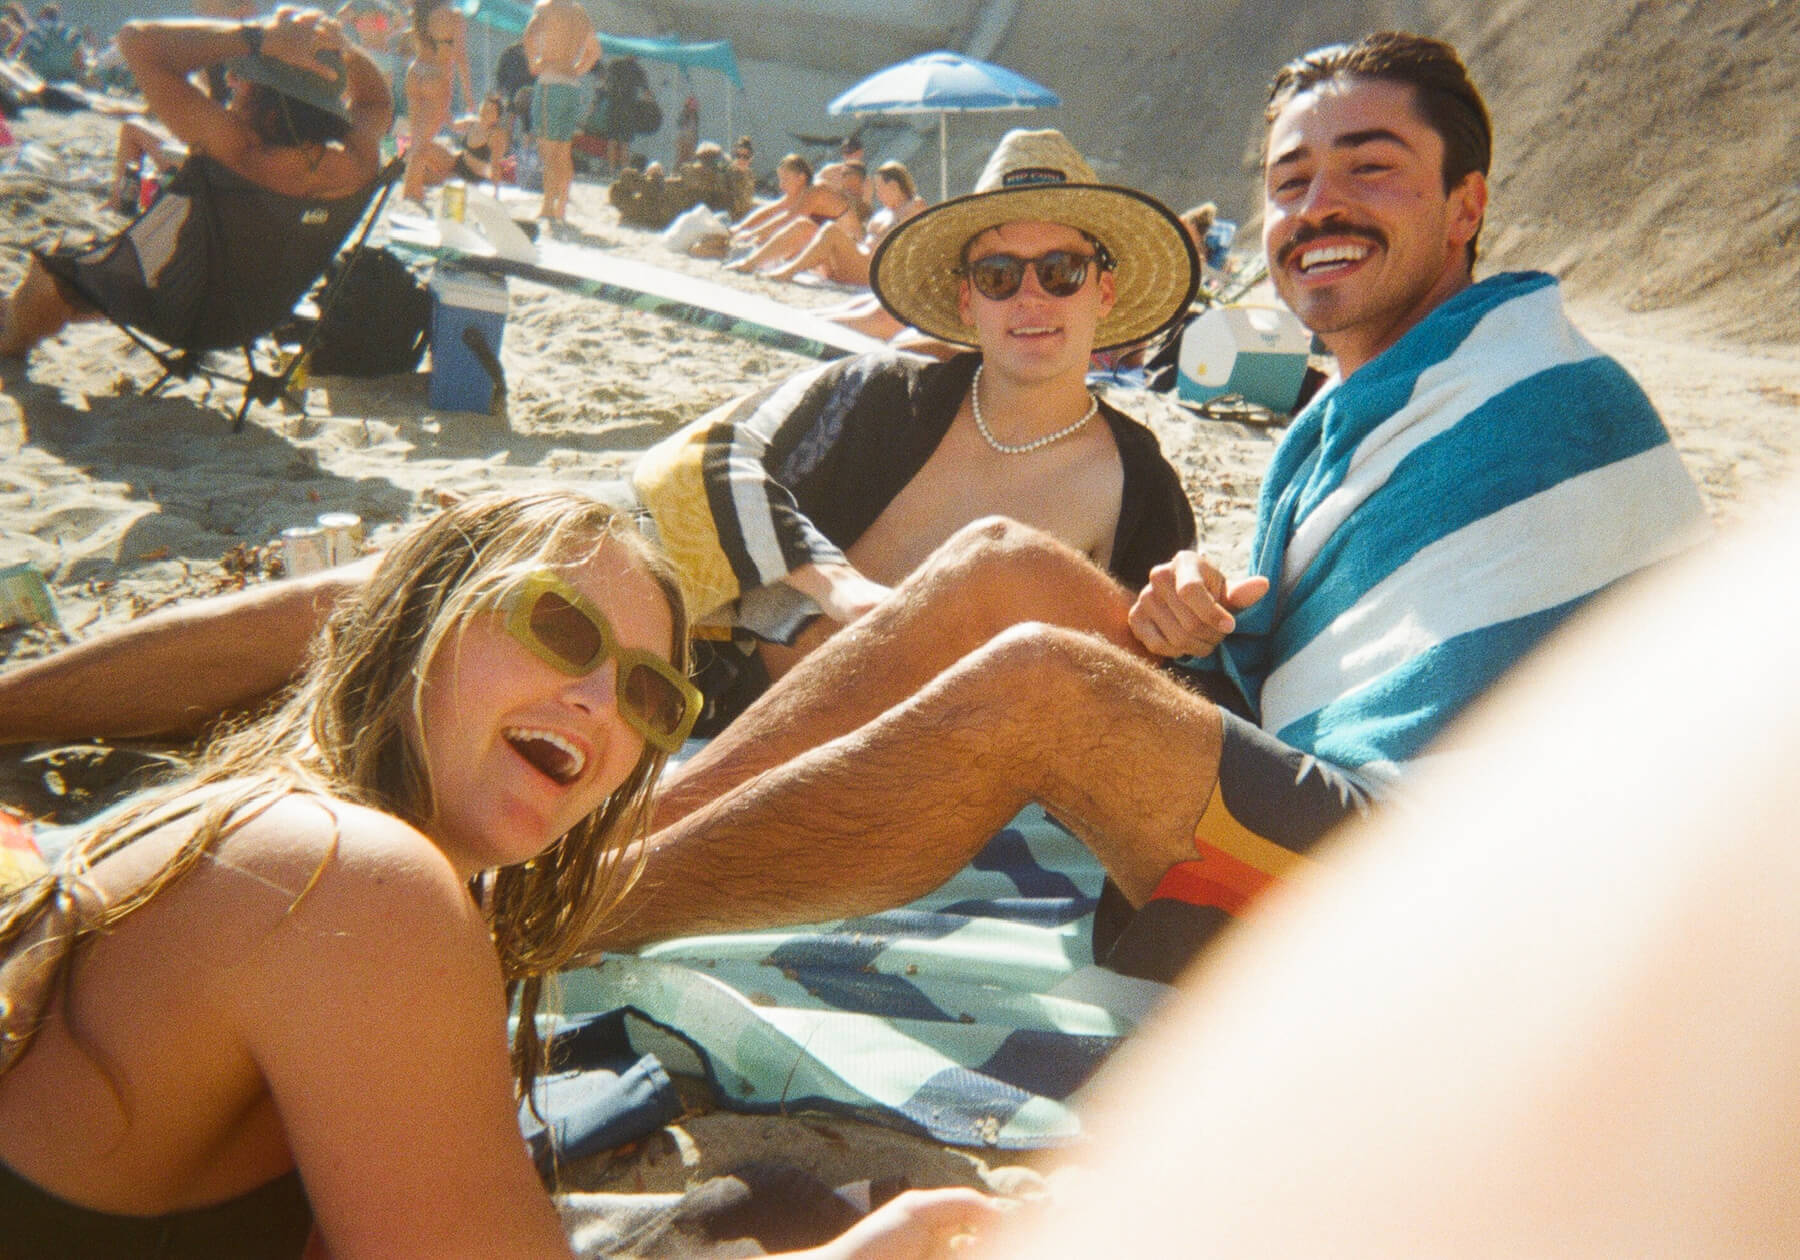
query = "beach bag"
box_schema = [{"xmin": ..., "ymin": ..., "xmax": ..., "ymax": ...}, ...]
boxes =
[
  {"xmin": 661, "ymin": 204, "xmax": 728, "ymax": 256},
  {"xmin": 306, "ymin": 247, "xmax": 431, "ymax": 377}
]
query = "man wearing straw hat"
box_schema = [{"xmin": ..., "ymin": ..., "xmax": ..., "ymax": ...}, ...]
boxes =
[
  {"xmin": 0, "ymin": 127, "xmax": 1206, "ymax": 740},
  {"xmin": 630, "ymin": 126, "xmax": 1201, "ymax": 729}
]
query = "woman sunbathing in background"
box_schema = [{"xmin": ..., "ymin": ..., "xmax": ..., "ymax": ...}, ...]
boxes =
[
  {"xmin": 725, "ymin": 157, "xmax": 861, "ymax": 272},
  {"xmin": 0, "ymin": 490, "xmax": 994, "ymax": 1258},
  {"xmin": 725, "ymin": 150, "xmax": 814, "ymax": 247},
  {"xmin": 767, "ymin": 160, "xmax": 927, "ymax": 287},
  {"xmin": 407, "ymin": 90, "xmax": 510, "ymax": 190}
]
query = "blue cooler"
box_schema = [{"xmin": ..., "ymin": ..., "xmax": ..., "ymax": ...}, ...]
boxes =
[
  {"xmin": 429, "ymin": 267, "xmax": 508, "ymax": 413},
  {"xmin": 1176, "ymin": 304, "xmax": 1313, "ymax": 413}
]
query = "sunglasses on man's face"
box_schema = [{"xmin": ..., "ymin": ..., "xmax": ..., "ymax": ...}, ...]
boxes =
[
  {"xmin": 958, "ymin": 249, "xmax": 1101, "ymax": 301},
  {"xmin": 500, "ymin": 571, "xmax": 702, "ymax": 753}
]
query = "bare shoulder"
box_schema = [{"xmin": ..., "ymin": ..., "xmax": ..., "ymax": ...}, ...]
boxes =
[{"xmin": 217, "ymin": 790, "xmax": 476, "ymax": 936}]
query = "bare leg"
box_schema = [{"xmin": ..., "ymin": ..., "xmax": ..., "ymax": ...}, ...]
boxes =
[
  {"xmin": 402, "ymin": 62, "xmax": 452, "ymax": 204},
  {"xmin": 110, "ymin": 118, "xmax": 171, "ymax": 211},
  {"xmin": 0, "ymin": 258, "xmax": 96, "ymax": 358},
  {"xmin": 821, "ymin": 295, "xmax": 905, "ymax": 340},
  {"xmin": 769, "ymin": 221, "xmax": 867, "ymax": 284},
  {"xmin": 0, "ymin": 561, "xmax": 368, "ymax": 745},
  {"xmin": 607, "ymin": 621, "xmax": 1220, "ymax": 950},
  {"xmin": 655, "ymin": 518, "xmax": 1147, "ymax": 827},
  {"xmin": 538, "ymin": 138, "xmax": 573, "ymax": 220},
  {"xmin": 726, "ymin": 218, "xmax": 820, "ymax": 273}
]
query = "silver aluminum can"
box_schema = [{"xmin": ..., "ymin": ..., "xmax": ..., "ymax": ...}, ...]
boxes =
[
  {"xmin": 0, "ymin": 562, "xmax": 57, "ymax": 629},
  {"xmin": 279, "ymin": 526, "xmax": 332, "ymax": 577},
  {"xmin": 316, "ymin": 512, "xmax": 365, "ymax": 566}
]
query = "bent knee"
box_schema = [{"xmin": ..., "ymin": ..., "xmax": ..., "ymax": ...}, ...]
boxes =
[
  {"xmin": 914, "ymin": 517, "xmax": 1110, "ymax": 622},
  {"xmin": 963, "ymin": 621, "xmax": 1115, "ymax": 694},
  {"xmin": 941, "ymin": 622, "xmax": 1170, "ymax": 744},
  {"xmin": 929, "ymin": 516, "xmax": 1073, "ymax": 581}
]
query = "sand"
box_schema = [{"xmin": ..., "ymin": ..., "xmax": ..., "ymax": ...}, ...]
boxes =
[{"xmin": 2, "ymin": 6, "xmax": 1799, "ymax": 1224}]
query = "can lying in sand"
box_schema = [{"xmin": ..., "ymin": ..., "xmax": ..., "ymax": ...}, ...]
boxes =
[
  {"xmin": 317, "ymin": 512, "xmax": 364, "ymax": 566},
  {"xmin": 0, "ymin": 563, "xmax": 58, "ymax": 630},
  {"xmin": 279, "ymin": 526, "xmax": 332, "ymax": 577}
]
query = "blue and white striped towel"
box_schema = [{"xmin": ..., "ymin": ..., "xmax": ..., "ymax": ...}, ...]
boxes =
[{"xmin": 1199, "ymin": 270, "xmax": 1708, "ymax": 790}]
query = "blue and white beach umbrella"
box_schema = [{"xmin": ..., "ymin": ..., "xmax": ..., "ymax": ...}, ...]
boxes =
[{"xmin": 827, "ymin": 51, "xmax": 1061, "ymax": 199}]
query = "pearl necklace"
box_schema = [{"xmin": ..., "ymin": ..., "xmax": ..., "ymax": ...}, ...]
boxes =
[{"xmin": 969, "ymin": 365, "xmax": 1099, "ymax": 455}]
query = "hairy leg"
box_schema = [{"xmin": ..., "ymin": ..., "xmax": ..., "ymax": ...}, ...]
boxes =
[
  {"xmin": 655, "ymin": 518, "xmax": 1144, "ymax": 828},
  {"xmin": 606, "ymin": 622, "xmax": 1219, "ymax": 950}
]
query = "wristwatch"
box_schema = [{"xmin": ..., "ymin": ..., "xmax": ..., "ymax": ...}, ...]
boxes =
[{"xmin": 239, "ymin": 22, "xmax": 262, "ymax": 57}]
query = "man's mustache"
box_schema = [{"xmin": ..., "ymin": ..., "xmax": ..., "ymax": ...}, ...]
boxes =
[{"xmin": 1276, "ymin": 222, "xmax": 1387, "ymax": 269}]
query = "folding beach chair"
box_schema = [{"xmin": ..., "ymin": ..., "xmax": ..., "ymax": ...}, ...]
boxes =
[{"xmin": 39, "ymin": 152, "xmax": 405, "ymax": 431}]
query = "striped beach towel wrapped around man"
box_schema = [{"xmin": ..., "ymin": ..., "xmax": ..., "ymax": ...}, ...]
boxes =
[{"xmin": 1197, "ymin": 269, "xmax": 1710, "ymax": 791}]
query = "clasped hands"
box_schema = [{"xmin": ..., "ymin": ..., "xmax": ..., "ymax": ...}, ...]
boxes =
[
  {"xmin": 253, "ymin": 6, "xmax": 350, "ymax": 73},
  {"xmin": 1128, "ymin": 550, "xmax": 1268, "ymax": 659}
]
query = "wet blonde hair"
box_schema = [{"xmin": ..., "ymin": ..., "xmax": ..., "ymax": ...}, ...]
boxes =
[{"xmin": 0, "ymin": 490, "xmax": 690, "ymax": 1098}]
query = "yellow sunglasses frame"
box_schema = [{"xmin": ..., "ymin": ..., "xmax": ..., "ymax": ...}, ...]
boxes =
[{"xmin": 499, "ymin": 570, "xmax": 702, "ymax": 753}]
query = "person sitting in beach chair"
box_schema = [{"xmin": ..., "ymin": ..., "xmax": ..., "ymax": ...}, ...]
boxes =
[{"xmin": 0, "ymin": 8, "xmax": 393, "ymax": 426}]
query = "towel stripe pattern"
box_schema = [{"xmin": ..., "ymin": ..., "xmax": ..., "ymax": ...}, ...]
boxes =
[{"xmin": 1199, "ymin": 271, "xmax": 1709, "ymax": 790}]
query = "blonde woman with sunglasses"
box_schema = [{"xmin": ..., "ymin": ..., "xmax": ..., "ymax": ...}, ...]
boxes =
[{"xmin": 0, "ymin": 490, "xmax": 992, "ymax": 1258}]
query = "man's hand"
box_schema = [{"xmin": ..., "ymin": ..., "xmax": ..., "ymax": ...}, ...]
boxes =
[
  {"xmin": 783, "ymin": 561, "xmax": 893, "ymax": 627},
  {"xmin": 1128, "ymin": 550, "xmax": 1270, "ymax": 659},
  {"xmin": 261, "ymin": 6, "xmax": 349, "ymax": 75}
]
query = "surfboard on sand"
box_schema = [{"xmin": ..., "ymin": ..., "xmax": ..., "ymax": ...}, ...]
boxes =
[{"xmin": 384, "ymin": 200, "xmax": 887, "ymax": 363}]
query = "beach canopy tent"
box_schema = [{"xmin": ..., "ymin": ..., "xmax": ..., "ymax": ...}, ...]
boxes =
[
  {"xmin": 827, "ymin": 50, "xmax": 1060, "ymax": 199},
  {"xmin": 456, "ymin": 1, "xmax": 744, "ymax": 137}
]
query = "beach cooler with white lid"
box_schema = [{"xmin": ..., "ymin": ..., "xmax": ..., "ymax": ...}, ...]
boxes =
[
  {"xmin": 1177, "ymin": 304, "xmax": 1313, "ymax": 413},
  {"xmin": 428, "ymin": 266, "xmax": 508, "ymax": 413}
]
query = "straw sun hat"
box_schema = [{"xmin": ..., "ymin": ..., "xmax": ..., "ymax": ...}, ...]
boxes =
[{"xmin": 869, "ymin": 128, "xmax": 1197, "ymax": 353}]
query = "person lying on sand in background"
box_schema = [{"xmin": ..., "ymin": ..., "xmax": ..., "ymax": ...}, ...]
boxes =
[
  {"xmin": 0, "ymin": 126, "xmax": 1201, "ymax": 743},
  {"xmin": 765, "ymin": 159, "xmax": 928, "ymax": 287},
  {"xmin": 0, "ymin": 6, "xmax": 390, "ymax": 359},
  {"xmin": 0, "ymin": 490, "xmax": 998, "ymax": 1260}
]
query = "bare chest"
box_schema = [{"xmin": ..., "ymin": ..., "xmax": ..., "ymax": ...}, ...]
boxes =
[{"xmin": 847, "ymin": 410, "xmax": 1125, "ymax": 583}]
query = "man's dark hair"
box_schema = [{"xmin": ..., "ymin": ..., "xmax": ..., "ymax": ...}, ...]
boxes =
[
  {"xmin": 244, "ymin": 83, "xmax": 353, "ymax": 148},
  {"xmin": 1265, "ymin": 31, "xmax": 1491, "ymax": 266}
]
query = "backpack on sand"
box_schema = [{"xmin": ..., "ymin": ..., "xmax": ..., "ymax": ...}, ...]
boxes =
[{"xmin": 305, "ymin": 247, "xmax": 432, "ymax": 377}]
